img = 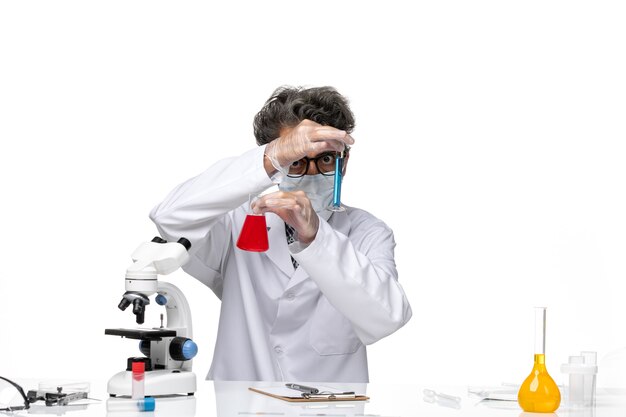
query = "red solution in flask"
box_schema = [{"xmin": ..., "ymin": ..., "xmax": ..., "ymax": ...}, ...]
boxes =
[{"xmin": 237, "ymin": 214, "xmax": 269, "ymax": 252}]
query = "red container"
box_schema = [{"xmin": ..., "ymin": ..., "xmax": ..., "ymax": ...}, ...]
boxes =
[{"xmin": 237, "ymin": 214, "xmax": 269, "ymax": 252}]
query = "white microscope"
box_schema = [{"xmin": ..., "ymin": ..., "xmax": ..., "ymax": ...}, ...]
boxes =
[{"xmin": 105, "ymin": 237, "xmax": 197, "ymax": 397}]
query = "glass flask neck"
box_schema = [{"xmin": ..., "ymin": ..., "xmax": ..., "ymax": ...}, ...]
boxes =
[
  {"xmin": 534, "ymin": 307, "xmax": 546, "ymax": 355},
  {"xmin": 534, "ymin": 353, "xmax": 547, "ymax": 367}
]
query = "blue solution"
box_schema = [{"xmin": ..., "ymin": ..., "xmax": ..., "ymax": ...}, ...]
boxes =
[{"xmin": 331, "ymin": 155, "xmax": 344, "ymax": 209}]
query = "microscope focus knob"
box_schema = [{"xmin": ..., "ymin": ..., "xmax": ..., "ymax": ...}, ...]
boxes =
[
  {"xmin": 169, "ymin": 337, "xmax": 198, "ymax": 361},
  {"xmin": 139, "ymin": 340, "xmax": 151, "ymax": 357},
  {"xmin": 155, "ymin": 294, "xmax": 168, "ymax": 306}
]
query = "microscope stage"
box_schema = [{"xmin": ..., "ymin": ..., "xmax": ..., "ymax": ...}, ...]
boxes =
[{"xmin": 105, "ymin": 328, "xmax": 177, "ymax": 340}]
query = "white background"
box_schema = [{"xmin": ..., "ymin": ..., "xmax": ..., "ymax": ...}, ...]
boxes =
[{"xmin": 1, "ymin": 0, "xmax": 625, "ymax": 390}]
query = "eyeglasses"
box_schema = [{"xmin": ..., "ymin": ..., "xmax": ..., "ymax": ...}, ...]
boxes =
[{"xmin": 287, "ymin": 149, "xmax": 349, "ymax": 178}]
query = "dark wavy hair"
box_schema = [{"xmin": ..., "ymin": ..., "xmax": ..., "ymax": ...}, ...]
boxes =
[{"xmin": 253, "ymin": 86, "xmax": 356, "ymax": 145}]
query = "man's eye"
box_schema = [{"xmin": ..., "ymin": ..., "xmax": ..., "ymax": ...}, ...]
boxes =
[
  {"xmin": 320, "ymin": 155, "xmax": 335, "ymax": 164},
  {"xmin": 291, "ymin": 160, "xmax": 305, "ymax": 168}
]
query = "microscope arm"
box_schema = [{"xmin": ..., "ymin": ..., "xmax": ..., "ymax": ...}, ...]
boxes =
[{"xmin": 156, "ymin": 281, "xmax": 193, "ymax": 339}]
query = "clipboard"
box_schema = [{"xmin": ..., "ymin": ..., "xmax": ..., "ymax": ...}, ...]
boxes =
[{"xmin": 248, "ymin": 386, "xmax": 369, "ymax": 402}]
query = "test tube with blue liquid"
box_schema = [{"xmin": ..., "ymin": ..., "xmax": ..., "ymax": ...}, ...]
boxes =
[{"xmin": 327, "ymin": 148, "xmax": 346, "ymax": 212}]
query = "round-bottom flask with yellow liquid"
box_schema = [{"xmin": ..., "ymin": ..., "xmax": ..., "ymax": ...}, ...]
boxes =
[{"xmin": 518, "ymin": 307, "xmax": 561, "ymax": 413}]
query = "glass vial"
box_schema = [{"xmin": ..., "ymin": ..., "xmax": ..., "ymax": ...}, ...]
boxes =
[
  {"xmin": 131, "ymin": 361, "xmax": 145, "ymax": 400},
  {"xmin": 107, "ymin": 397, "xmax": 155, "ymax": 412}
]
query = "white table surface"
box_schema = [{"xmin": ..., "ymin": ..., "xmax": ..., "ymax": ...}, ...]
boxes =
[{"xmin": 5, "ymin": 378, "xmax": 625, "ymax": 417}]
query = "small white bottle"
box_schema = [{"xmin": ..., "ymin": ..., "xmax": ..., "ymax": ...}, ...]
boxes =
[{"xmin": 560, "ymin": 351, "xmax": 598, "ymax": 407}]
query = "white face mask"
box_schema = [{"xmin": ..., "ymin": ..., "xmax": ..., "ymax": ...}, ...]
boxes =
[{"xmin": 278, "ymin": 174, "xmax": 335, "ymax": 221}]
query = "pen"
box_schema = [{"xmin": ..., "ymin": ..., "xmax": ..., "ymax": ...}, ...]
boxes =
[{"xmin": 285, "ymin": 383, "xmax": 319, "ymax": 394}]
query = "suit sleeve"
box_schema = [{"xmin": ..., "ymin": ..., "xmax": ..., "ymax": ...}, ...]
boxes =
[
  {"xmin": 148, "ymin": 145, "xmax": 274, "ymax": 297},
  {"xmin": 291, "ymin": 216, "xmax": 412, "ymax": 345}
]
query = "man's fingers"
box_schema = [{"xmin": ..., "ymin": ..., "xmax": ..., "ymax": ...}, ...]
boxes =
[
  {"xmin": 309, "ymin": 127, "xmax": 355, "ymax": 146},
  {"xmin": 265, "ymin": 198, "xmax": 300, "ymax": 210},
  {"xmin": 254, "ymin": 192, "xmax": 313, "ymax": 220},
  {"xmin": 310, "ymin": 139, "xmax": 346, "ymax": 154},
  {"xmin": 255, "ymin": 195, "xmax": 301, "ymax": 212}
]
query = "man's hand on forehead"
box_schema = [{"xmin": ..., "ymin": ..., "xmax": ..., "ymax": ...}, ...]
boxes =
[{"xmin": 265, "ymin": 119, "xmax": 354, "ymax": 173}]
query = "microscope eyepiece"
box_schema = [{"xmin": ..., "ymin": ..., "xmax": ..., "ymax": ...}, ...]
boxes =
[{"xmin": 177, "ymin": 237, "xmax": 191, "ymax": 251}]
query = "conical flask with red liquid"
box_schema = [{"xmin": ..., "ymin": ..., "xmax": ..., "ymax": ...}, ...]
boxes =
[
  {"xmin": 518, "ymin": 307, "xmax": 561, "ymax": 412},
  {"xmin": 236, "ymin": 195, "xmax": 269, "ymax": 252}
]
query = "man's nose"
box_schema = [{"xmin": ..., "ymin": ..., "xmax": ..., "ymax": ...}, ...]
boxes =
[{"xmin": 306, "ymin": 159, "xmax": 320, "ymax": 175}]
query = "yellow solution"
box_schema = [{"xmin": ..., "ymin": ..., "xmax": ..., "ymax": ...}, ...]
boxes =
[{"xmin": 518, "ymin": 353, "xmax": 561, "ymax": 412}]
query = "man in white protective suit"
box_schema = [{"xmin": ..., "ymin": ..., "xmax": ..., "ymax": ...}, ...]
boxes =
[{"xmin": 150, "ymin": 86, "xmax": 412, "ymax": 382}]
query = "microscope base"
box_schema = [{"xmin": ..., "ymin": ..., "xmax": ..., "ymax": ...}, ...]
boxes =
[
  {"xmin": 107, "ymin": 395, "xmax": 196, "ymax": 416},
  {"xmin": 107, "ymin": 369, "xmax": 197, "ymax": 397}
]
